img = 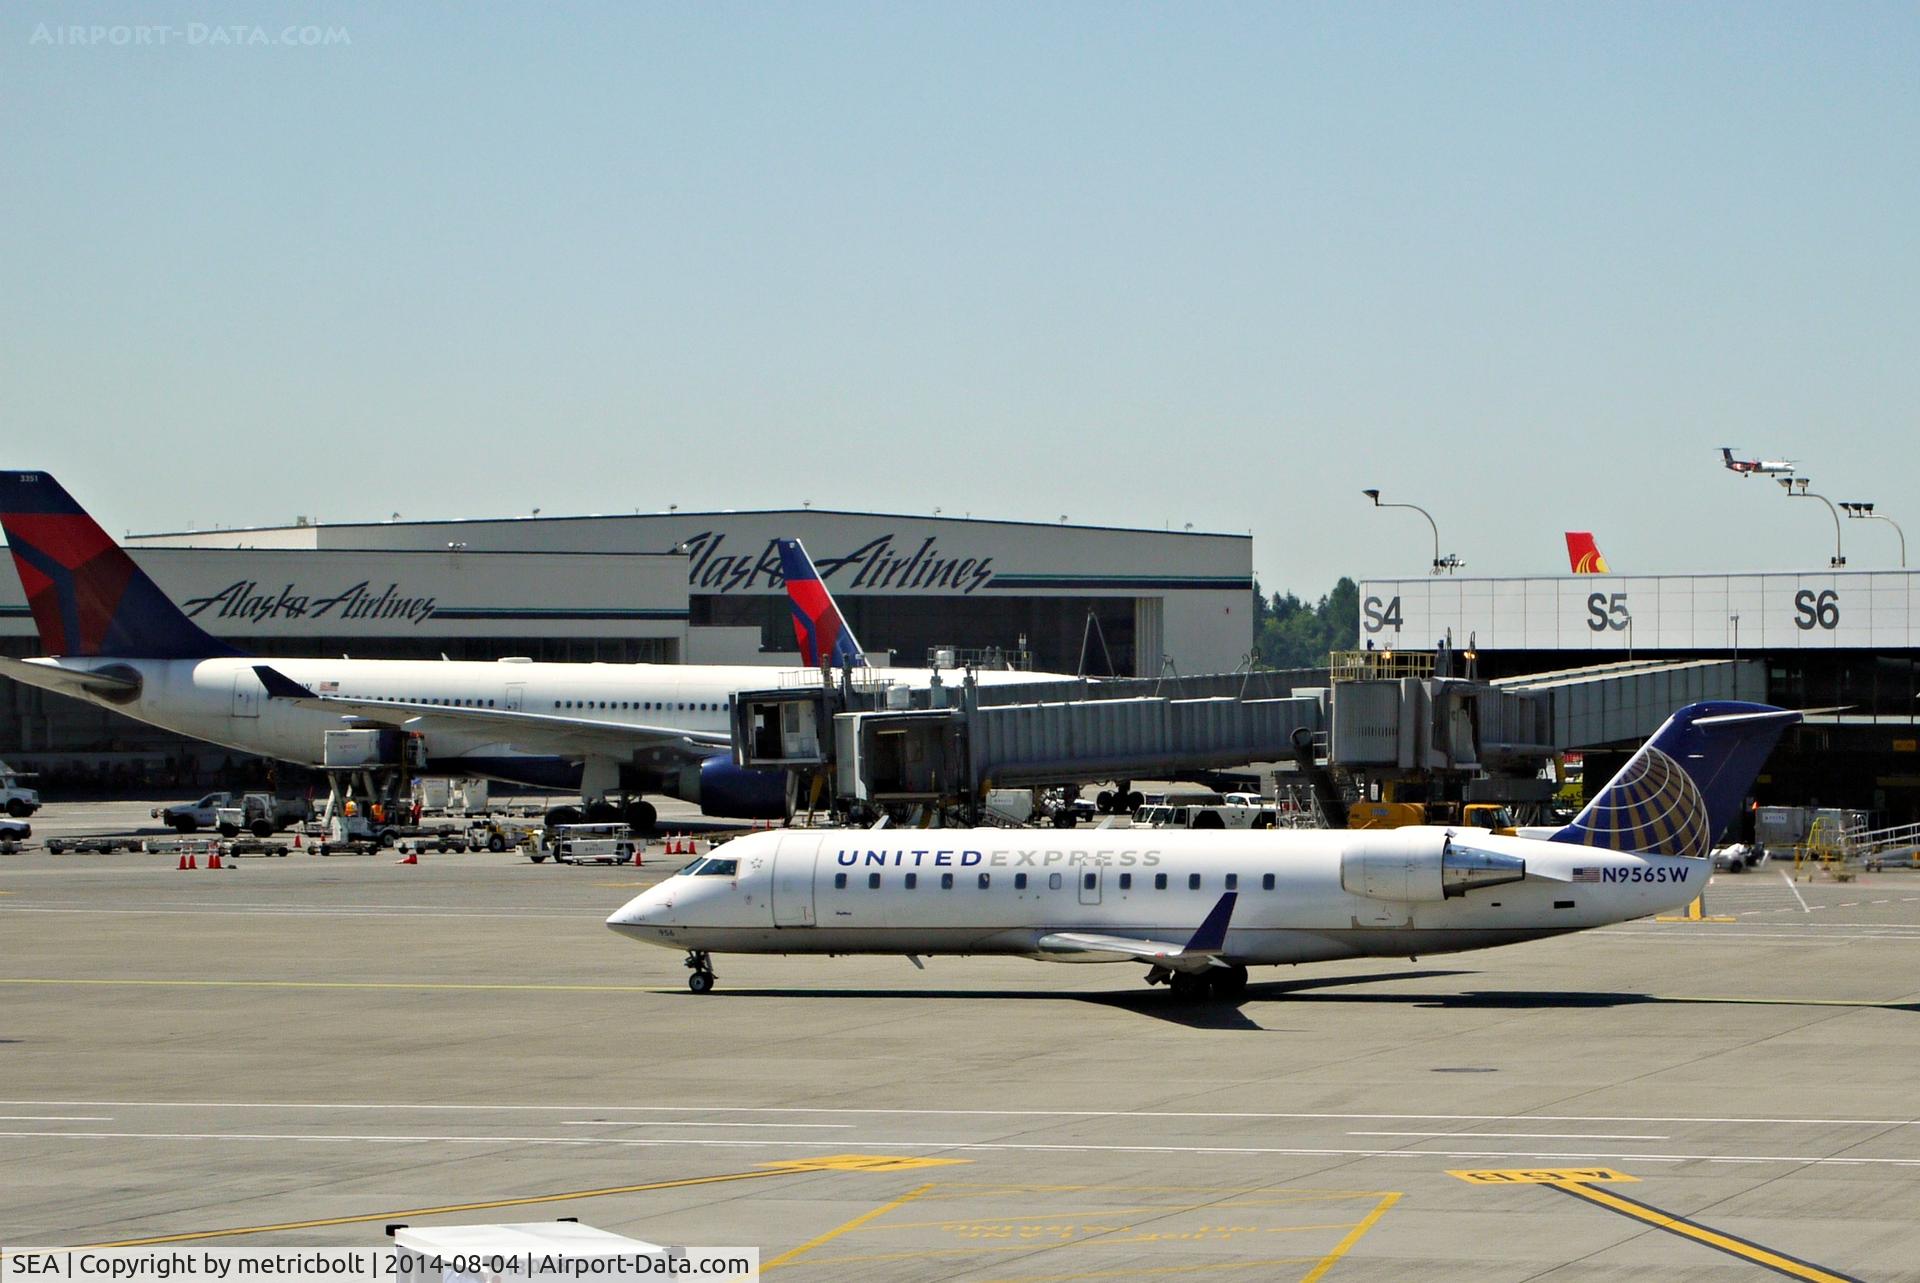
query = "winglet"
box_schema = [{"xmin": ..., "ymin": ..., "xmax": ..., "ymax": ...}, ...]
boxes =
[
  {"xmin": 1185, "ymin": 891, "xmax": 1237, "ymax": 953},
  {"xmin": 253, "ymin": 664, "xmax": 317, "ymax": 700}
]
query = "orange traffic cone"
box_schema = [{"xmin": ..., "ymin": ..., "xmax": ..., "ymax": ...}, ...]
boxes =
[
  {"xmin": 631, "ymin": 846, "xmax": 644, "ymax": 867},
  {"xmin": 207, "ymin": 851, "xmax": 223, "ymax": 870},
  {"xmin": 398, "ymin": 850, "xmax": 418, "ymax": 865},
  {"xmin": 292, "ymin": 833, "xmax": 302, "ymax": 849},
  {"xmin": 177, "ymin": 853, "xmax": 190, "ymax": 870}
]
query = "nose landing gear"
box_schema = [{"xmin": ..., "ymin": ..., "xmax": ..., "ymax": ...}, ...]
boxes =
[{"xmin": 684, "ymin": 950, "xmax": 716, "ymax": 994}]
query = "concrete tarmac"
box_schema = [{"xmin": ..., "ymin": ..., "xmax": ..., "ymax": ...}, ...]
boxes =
[{"xmin": 3, "ymin": 801, "xmax": 1918, "ymax": 1281}]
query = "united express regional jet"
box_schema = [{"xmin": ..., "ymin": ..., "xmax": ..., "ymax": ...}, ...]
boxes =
[
  {"xmin": 609, "ymin": 700, "xmax": 1797, "ymax": 994},
  {"xmin": 0, "ymin": 472, "xmax": 1054, "ymax": 827}
]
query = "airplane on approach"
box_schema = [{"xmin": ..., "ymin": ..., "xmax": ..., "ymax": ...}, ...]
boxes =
[
  {"xmin": 609, "ymin": 700, "xmax": 1799, "ymax": 996},
  {"xmin": 0, "ymin": 472, "xmax": 1057, "ymax": 828},
  {"xmin": 1719, "ymin": 447, "xmax": 1796, "ymax": 478},
  {"xmin": 1564, "ymin": 532, "xmax": 1610, "ymax": 574}
]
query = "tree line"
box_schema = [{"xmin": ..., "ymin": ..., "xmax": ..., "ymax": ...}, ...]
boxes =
[{"xmin": 1251, "ymin": 578, "xmax": 1358, "ymax": 670}]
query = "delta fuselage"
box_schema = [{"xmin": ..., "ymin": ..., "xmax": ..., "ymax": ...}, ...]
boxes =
[
  {"xmin": 15, "ymin": 654, "xmax": 1045, "ymax": 791},
  {"xmin": 607, "ymin": 826, "xmax": 1703, "ymax": 966}
]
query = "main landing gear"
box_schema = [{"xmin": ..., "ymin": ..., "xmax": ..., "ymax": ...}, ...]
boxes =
[
  {"xmin": 1145, "ymin": 963, "xmax": 1248, "ymax": 1001},
  {"xmin": 685, "ymin": 950, "xmax": 716, "ymax": 994}
]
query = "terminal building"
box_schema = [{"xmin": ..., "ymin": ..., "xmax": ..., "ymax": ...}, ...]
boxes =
[
  {"xmin": 1357, "ymin": 569, "xmax": 1920, "ymax": 823},
  {"xmin": 1, "ymin": 507, "xmax": 1253, "ymax": 774}
]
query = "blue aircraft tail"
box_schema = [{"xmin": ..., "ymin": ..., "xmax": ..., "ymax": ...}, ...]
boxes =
[
  {"xmin": 776, "ymin": 537, "xmax": 866, "ymax": 668},
  {"xmin": 0, "ymin": 471, "xmax": 238, "ymax": 660},
  {"xmin": 1550, "ymin": 701, "xmax": 1799, "ymax": 858}
]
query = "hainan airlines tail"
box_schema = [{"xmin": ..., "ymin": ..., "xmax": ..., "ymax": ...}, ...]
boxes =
[
  {"xmin": 1565, "ymin": 531, "xmax": 1610, "ymax": 574},
  {"xmin": 1550, "ymin": 701, "xmax": 1798, "ymax": 857},
  {"xmin": 0, "ymin": 471, "xmax": 236, "ymax": 660},
  {"xmin": 776, "ymin": 537, "xmax": 866, "ymax": 668}
]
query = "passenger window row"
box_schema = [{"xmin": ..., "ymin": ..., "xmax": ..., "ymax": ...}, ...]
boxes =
[
  {"xmin": 829, "ymin": 871, "xmax": 1281, "ymax": 892},
  {"xmin": 550, "ymin": 700, "xmax": 722, "ymax": 712},
  {"xmin": 356, "ymin": 695, "xmax": 499, "ymax": 707}
]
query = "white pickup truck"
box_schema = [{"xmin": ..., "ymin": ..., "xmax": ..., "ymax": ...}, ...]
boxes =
[
  {"xmin": 154, "ymin": 791, "xmax": 310, "ymax": 835},
  {"xmin": 1, "ymin": 762, "xmax": 41, "ymax": 818},
  {"xmin": 1133, "ymin": 793, "xmax": 1278, "ymax": 830}
]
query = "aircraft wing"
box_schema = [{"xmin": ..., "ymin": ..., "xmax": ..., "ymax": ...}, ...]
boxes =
[
  {"xmin": 253, "ymin": 665, "xmax": 731, "ymax": 760},
  {"xmin": 1035, "ymin": 892, "xmax": 1237, "ymax": 974},
  {"xmin": 0, "ymin": 656, "xmax": 143, "ymax": 699}
]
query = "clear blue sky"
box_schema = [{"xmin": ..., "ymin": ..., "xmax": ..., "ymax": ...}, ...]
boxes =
[{"xmin": 5, "ymin": 2, "xmax": 1916, "ymax": 594}]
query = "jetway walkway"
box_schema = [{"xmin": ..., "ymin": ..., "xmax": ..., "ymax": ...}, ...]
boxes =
[
  {"xmin": 731, "ymin": 655, "xmax": 1765, "ymax": 818},
  {"xmin": 1491, "ymin": 658, "xmax": 1765, "ymax": 748}
]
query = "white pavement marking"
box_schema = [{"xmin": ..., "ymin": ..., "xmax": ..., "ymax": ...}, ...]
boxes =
[
  {"xmin": 1349, "ymin": 1131, "xmax": 1669, "ymax": 1140},
  {"xmin": 0, "ymin": 1115, "xmax": 112, "ymax": 1121},
  {"xmin": 0, "ymin": 1128, "xmax": 1916, "ymax": 1169},
  {"xmin": 2, "ymin": 1100, "xmax": 1917, "ymax": 1128},
  {"xmin": 558, "ymin": 1121, "xmax": 852, "ymax": 1129}
]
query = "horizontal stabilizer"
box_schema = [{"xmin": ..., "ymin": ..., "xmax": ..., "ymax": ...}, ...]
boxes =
[{"xmin": 0, "ymin": 655, "xmax": 142, "ymax": 698}]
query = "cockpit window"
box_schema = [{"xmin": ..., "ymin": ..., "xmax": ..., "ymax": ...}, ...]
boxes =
[
  {"xmin": 693, "ymin": 858, "xmax": 738, "ymax": 877},
  {"xmin": 677, "ymin": 858, "xmax": 706, "ymax": 874}
]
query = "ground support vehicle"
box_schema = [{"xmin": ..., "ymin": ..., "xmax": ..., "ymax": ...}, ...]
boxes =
[
  {"xmin": 395, "ymin": 830, "xmax": 474, "ymax": 855},
  {"xmin": 213, "ymin": 793, "xmax": 314, "ymax": 838},
  {"xmin": 1133, "ymin": 795, "xmax": 1278, "ymax": 830},
  {"xmin": 142, "ymin": 834, "xmax": 224, "ymax": 860},
  {"xmin": 539, "ymin": 822, "xmax": 637, "ymax": 865},
  {"xmin": 152, "ymin": 792, "xmax": 234, "ymax": 833},
  {"xmin": 0, "ymin": 762, "xmax": 40, "ymax": 818},
  {"xmin": 310, "ymin": 814, "xmax": 399, "ymax": 855},
  {"xmin": 0, "ymin": 817, "xmax": 29, "ymax": 853},
  {"xmin": 44, "ymin": 833, "xmax": 143, "ymax": 854},
  {"xmin": 470, "ymin": 815, "xmax": 544, "ymax": 853}
]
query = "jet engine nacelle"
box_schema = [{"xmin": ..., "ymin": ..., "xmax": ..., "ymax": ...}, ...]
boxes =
[
  {"xmin": 694, "ymin": 753, "xmax": 790, "ymax": 820},
  {"xmin": 1340, "ymin": 829, "xmax": 1526, "ymax": 902}
]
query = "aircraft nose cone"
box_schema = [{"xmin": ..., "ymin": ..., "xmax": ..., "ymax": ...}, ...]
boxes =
[{"xmin": 606, "ymin": 890, "xmax": 664, "ymax": 936}]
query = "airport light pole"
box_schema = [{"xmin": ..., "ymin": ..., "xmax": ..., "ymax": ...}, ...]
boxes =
[
  {"xmin": 1777, "ymin": 477, "xmax": 1846, "ymax": 568},
  {"xmin": 1839, "ymin": 501, "xmax": 1906, "ymax": 568},
  {"xmin": 1362, "ymin": 489, "xmax": 1457, "ymax": 575}
]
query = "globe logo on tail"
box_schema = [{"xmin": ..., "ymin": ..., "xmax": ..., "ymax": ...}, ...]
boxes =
[{"xmin": 1565, "ymin": 745, "xmax": 1710, "ymax": 858}]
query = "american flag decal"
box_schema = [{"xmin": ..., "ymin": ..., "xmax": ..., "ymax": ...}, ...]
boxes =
[
  {"xmin": 1570, "ymin": 867, "xmax": 1601, "ymax": 883},
  {"xmin": 318, "ymin": 681, "xmax": 339, "ymax": 693}
]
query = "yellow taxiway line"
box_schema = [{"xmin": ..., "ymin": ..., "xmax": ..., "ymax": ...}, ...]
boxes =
[
  {"xmin": 1450, "ymin": 1167, "xmax": 1860, "ymax": 1282},
  {"xmin": 1549, "ymin": 1182, "xmax": 1862, "ymax": 1282},
  {"xmin": 1297, "ymin": 1191, "xmax": 1400, "ymax": 1283}
]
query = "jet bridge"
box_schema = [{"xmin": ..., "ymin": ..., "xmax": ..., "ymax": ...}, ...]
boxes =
[
  {"xmin": 730, "ymin": 656, "xmax": 1764, "ymax": 819},
  {"xmin": 732, "ymin": 668, "xmax": 1327, "ymax": 809}
]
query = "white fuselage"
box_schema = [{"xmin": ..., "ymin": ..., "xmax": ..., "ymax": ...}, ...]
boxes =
[
  {"xmin": 607, "ymin": 826, "xmax": 1703, "ymax": 967},
  {"xmin": 17, "ymin": 655, "xmax": 1053, "ymax": 782}
]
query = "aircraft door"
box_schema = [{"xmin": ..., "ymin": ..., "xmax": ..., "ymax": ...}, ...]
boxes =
[
  {"xmin": 771, "ymin": 834, "xmax": 820, "ymax": 927},
  {"xmin": 231, "ymin": 671, "xmax": 260, "ymax": 719},
  {"xmin": 1078, "ymin": 867, "xmax": 1102, "ymax": 906},
  {"xmin": 505, "ymin": 684, "xmax": 524, "ymax": 712}
]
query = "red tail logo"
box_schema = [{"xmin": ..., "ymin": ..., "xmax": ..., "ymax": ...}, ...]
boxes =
[{"xmin": 1566, "ymin": 532, "xmax": 1610, "ymax": 574}]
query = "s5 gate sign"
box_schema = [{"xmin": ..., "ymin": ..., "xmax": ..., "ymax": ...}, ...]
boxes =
[{"xmin": 1357, "ymin": 571, "xmax": 1920, "ymax": 653}]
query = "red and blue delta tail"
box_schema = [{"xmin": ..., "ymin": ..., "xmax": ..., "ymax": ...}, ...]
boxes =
[
  {"xmin": 776, "ymin": 537, "xmax": 865, "ymax": 668},
  {"xmin": 0, "ymin": 471, "xmax": 238, "ymax": 659},
  {"xmin": 1550, "ymin": 701, "xmax": 1799, "ymax": 857}
]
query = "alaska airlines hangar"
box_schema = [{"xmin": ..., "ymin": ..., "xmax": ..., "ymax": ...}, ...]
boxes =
[
  {"xmin": 1358, "ymin": 570, "xmax": 1920, "ymax": 823},
  {"xmin": 2, "ymin": 508, "xmax": 1252, "ymax": 772}
]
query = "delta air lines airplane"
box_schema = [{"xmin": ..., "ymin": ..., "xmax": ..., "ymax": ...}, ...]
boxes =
[
  {"xmin": 609, "ymin": 700, "xmax": 1798, "ymax": 995},
  {"xmin": 0, "ymin": 472, "xmax": 1056, "ymax": 827}
]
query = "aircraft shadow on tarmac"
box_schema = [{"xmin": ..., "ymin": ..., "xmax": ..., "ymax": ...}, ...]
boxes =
[{"xmin": 703, "ymin": 971, "xmax": 1920, "ymax": 1031}]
